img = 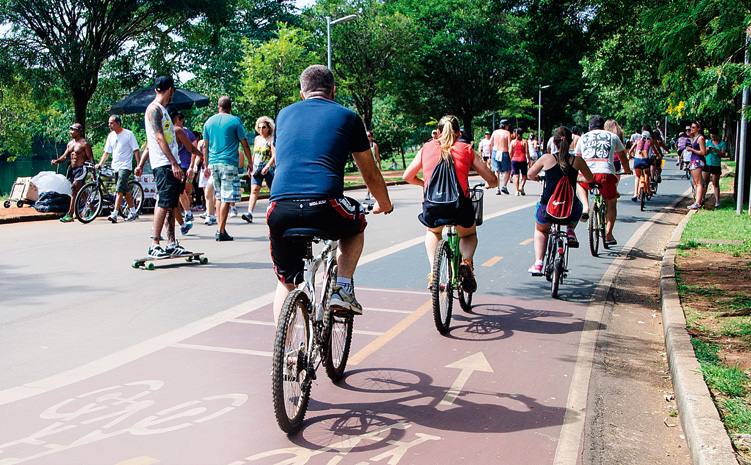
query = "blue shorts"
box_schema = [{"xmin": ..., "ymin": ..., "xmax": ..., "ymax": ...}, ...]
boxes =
[
  {"xmin": 633, "ymin": 158, "xmax": 650, "ymax": 170},
  {"xmin": 492, "ymin": 151, "xmax": 511, "ymax": 172},
  {"xmin": 250, "ymin": 167, "xmax": 274, "ymax": 187},
  {"xmin": 534, "ymin": 199, "xmax": 583, "ymax": 226}
]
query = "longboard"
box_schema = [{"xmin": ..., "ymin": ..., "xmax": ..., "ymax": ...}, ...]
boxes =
[{"xmin": 132, "ymin": 252, "xmax": 208, "ymax": 270}]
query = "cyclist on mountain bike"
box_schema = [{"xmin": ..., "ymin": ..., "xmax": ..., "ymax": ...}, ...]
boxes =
[
  {"xmin": 267, "ymin": 65, "xmax": 394, "ymax": 322},
  {"xmin": 527, "ymin": 126, "xmax": 594, "ymax": 276},
  {"xmin": 575, "ymin": 115, "xmax": 631, "ymax": 246},
  {"xmin": 403, "ymin": 115, "xmax": 497, "ymax": 291}
]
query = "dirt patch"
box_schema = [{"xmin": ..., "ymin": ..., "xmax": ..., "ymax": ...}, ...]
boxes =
[
  {"xmin": 677, "ymin": 249, "xmax": 751, "ymax": 372},
  {"xmin": 0, "ymin": 205, "xmax": 61, "ymax": 221}
]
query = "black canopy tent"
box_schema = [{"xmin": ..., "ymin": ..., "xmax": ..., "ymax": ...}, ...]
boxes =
[{"xmin": 110, "ymin": 87, "xmax": 210, "ymax": 114}]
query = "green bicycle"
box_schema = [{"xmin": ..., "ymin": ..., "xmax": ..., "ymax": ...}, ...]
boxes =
[{"xmin": 431, "ymin": 185, "xmax": 484, "ymax": 334}]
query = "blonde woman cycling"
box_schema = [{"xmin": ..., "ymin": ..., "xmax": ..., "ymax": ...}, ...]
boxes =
[{"xmin": 404, "ymin": 115, "xmax": 497, "ymax": 291}]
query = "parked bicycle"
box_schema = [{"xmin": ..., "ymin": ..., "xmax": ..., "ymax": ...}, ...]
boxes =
[
  {"xmin": 271, "ymin": 204, "xmax": 372, "ymax": 434},
  {"xmin": 431, "ymin": 184, "xmax": 484, "ymax": 334},
  {"xmin": 74, "ymin": 162, "xmax": 144, "ymax": 223}
]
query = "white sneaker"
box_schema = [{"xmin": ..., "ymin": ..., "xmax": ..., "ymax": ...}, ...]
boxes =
[
  {"xmin": 204, "ymin": 215, "xmax": 217, "ymax": 225},
  {"xmin": 230, "ymin": 206, "xmax": 238, "ymax": 217},
  {"xmin": 108, "ymin": 212, "xmax": 118, "ymax": 223},
  {"xmin": 329, "ymin": 286, "xmax": 363, "ymax": 315}
]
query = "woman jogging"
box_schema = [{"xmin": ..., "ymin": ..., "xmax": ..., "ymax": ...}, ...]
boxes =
[
  {"xmin": 242, "ymin": 116, "xmax": 275, "ymax": 223},
  {"xmin": 685, "ymin": 121, "xmax": 707, "ymax": 210},
  {"xmin": 403, "ymin": 115, "xmax": 497, "ymax": 291},
  {"xmin": 527, "ymin": 126, "xmax": 593, "ymax": 276}
]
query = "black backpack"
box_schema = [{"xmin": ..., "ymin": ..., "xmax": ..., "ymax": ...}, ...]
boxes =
[{"xmin": 423, "ymin": 155, "xmax": 464, "ymax": 217}]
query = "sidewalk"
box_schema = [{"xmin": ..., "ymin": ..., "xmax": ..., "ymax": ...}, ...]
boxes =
[{"xmin": 0, "ymin": 172, "xmax": 408, "ymax": 225}]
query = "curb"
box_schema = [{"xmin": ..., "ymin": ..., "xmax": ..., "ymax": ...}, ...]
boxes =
[
  {"xmin": 661, "ymin": 209, "xmax": 740, "ymax": 465},
  {"xmin": 0, "ymin": 212, "xmax": 62, "ymax": 224}
]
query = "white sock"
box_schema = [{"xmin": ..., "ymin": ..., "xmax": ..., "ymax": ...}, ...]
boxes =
[
  {"xmin": 130, "ymin": 207, "xmax": 137, "ymax": 214},
  {"xmin": 336, "ymin": 277, "xmax": 353, "ymax": 292}
]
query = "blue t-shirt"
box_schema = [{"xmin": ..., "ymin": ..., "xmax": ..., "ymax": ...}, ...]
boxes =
[
  {"xmin": 706, "ymin": 140, "xmax": 726, "ymax": 166},
  {"xmin": 270, "ymin": 98, "xmax": 370, "ymax": 201},
  {"xmin": 203, "ymin": 113, "xmax": 247, "ymax": 166},
  {"xmin": 178, "ymin": 128, "xmax": 197, "ymax": 168}
]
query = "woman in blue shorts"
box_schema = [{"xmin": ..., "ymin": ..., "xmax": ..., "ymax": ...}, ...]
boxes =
[{"xmin": 527, "ymin": 126, "xmax": 593, "ymax": 276}]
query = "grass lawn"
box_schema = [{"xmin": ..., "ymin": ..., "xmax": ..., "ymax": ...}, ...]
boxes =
[{"xmin": 677, "ymin": 194, "xmax": 751, "ymax": 455}]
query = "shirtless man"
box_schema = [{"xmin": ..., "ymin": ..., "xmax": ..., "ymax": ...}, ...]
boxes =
[
  {"xmin": 489, "ymin": 119, "xmax": 512, "ymax": 194},
  {"xmin": 51, "ymin": 123, "xmax": 94, "ymax": 222}
]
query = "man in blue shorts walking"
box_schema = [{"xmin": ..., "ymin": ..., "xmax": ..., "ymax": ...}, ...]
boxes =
[{"xmin": 268, "ymin": 65, "xmax": 394, "ymax": 322}]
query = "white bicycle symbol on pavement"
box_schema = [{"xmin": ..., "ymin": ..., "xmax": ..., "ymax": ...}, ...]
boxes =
[{"xmin": 0, "ymin": 380, "xmax": 247, "ymax": 465}]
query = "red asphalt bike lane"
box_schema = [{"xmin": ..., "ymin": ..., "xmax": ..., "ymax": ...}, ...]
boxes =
[{"xmin": 0, "ymin": 288, "xmax": 589, "ymax": 465}]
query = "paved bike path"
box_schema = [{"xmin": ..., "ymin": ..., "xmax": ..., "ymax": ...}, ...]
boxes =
[
  {"xmin": 0, "ymin": 287, "xmax": 585, "ymax": 465},
  {"xmin": 0, "ymin": 166, "xmax": 690, "ymax": 465}
]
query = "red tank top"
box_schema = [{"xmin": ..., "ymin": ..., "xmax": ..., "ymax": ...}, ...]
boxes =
[
  {"xmin": 420, "ymin": 139, "xmax": 472, "ymax": 197},
  {"xmin": 511, "ymin": 139, "xmax": 526, "ymax": 162}
]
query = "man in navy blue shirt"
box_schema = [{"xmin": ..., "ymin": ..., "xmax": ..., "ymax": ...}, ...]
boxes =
[{"xmin": 268, "ymin": 65, "xmax": 393, "ymax": 321}]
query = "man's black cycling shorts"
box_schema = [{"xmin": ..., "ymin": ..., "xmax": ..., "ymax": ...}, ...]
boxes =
[{"xmin": 267, "ymin": 196, "xmax": 367, "ymax": 285}]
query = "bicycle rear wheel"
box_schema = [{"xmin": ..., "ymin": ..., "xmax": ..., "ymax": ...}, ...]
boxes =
[
  {"xmin": 551, "ymin": 253, "xmax": 562, "ymax": 298},
  {"xmin": 272, "ymin": 290, "xmax": 311, "ymax": 434},
  {"xmin": 75, "ymin": 183, "xmax": 102, "ymax": 223},
  {"xmin": 120, "ymin": 181, "xmax": 144, "ymax": 217},
  {"xmin": 432, "ymin": 240, "xmax": 453, "ymax": 334},
  {"xmin": 588, "ymin": 204, "xmax": 599, "ymax": 257},
  {"xmin": 640, "ymin": 189, "xmax": 646, "ymax": 211},
  {"xmin": 600, "ymin": 202, "xmax": 609, "ymax": 250},
  {"xmin": 324, "ymin": 264, "xmax": 353, "ymax": 381}
]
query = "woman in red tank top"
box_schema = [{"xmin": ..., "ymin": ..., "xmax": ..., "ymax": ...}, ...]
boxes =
[
  {"xmin": 509, "ymin": 128, "xmax": 531, "ymax": 195},
  {"xmin": 403, "ymin": 115, "xmax": 498, "ymax": 291}
]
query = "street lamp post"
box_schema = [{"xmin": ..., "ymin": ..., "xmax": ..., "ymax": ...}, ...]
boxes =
[
  {"xmin": 326, "ymin": 14, "xmax": 357, "ymax": 70},
  {"xmin": 538, "ymin": 85, "xmax": 550, "ymax": 141}
]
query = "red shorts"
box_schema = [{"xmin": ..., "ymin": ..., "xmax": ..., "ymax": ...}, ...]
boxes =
[{"xmin": 579, "ymin": 173, "xmax": 619, "ymax": 200}]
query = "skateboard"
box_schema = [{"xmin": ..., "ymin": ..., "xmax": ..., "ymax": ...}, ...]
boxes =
[{"xmin": 132, "ymin": 252, "xmax": 208, "ymax": 270}]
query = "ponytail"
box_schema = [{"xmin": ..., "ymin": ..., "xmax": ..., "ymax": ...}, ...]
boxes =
[
  {"xmin": 437, "ymin": 115, "xmax": 460, "ymax": 162},
  {"xmin": 553, "ymin": 126, "xmax": 573, "ymax": 174}
]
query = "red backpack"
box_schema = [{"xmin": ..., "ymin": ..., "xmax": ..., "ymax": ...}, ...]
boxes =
[{"xmin": 545, "ymin": 163, "xmax": 575, "ymax": 222}]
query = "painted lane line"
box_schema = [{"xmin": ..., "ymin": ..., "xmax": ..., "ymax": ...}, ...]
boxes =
[
  {"xmin": 170, "ymin": 343, "xmax": 273, "ymax": 357},
  {"xmin": 365, "ymin": 307, "xmax": 414, "ymax": 314},
  {"xmin": 520, "ymin": 238, "xmax": 533, "ymax": 245},
  {"xmin": 348, "ymin": 300, "xmax": 432, "ymax": 366},
  {"xmin": 552, "ymin": 188, "xmax": 690, "ymax": 465},
  {"xmin": 481, "ymin": 257, "xmax": 504, "ymax": 267},
  {"xmin": 0, "ymin": 201, "xmax": 537, "ymax": 405},
  {"xmin": 115, "ymin": 457, "xmax": 160, "ymax": 465}
]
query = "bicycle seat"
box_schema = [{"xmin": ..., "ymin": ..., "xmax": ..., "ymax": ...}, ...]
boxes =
[
  {"xmin": 283, "ymin": 228, "xmax": 330, "ymax": 241},
  {"xmin": 589, "ymin": 182, "xmax": 602, "ymax": 189}
]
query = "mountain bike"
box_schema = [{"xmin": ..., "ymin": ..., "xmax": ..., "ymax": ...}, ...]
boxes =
[
  {"xmin": 431, "ymin": 184, "xmax": 484, "ymax": 334},
  {"xmin": 587, "ymin": 182, "xmax": 607, "ymax": 257},
  {"xmin": 543, "ymin": 222, "xmax": 570, "ymax": 299},
  {"xmin": 74, "ymin": 162, "xmax": 144, "ymax": 223},
  {"xmin": 271, "ymin": 205, "xmax": 373, "ymax": 434}
]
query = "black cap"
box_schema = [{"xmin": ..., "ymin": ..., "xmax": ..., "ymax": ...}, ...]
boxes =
[
  {"xmin": 69, "ymin": 123, "xmax": 84, "ymax": 132},
  {"xmin": 500, "ymin": 119, "xmax": 509, "ymax": 126},
  {"xmin": 154, "ymin": 76, "xmax": 174, "ymax": 92}
]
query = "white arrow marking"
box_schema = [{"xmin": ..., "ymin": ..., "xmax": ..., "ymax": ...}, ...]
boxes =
[{"xmin": 440, "ymin": 352, "xmax": 494, "ymax": 406}]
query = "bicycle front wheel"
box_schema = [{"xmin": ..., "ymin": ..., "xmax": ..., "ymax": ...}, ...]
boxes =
[
  {"xmin": 75, "ymin": 183, "xmax": 102, "ymax": 223},
  {"xmin": 432, "ymin": 240, "xmax": 453, "ymax": 334},
  {"xmin": 640, "ymin": 190, "xmax": 646, "ymax": 211},
  {"xmin": 120, "ymin": 181, "xmax": 144, "ymax": 217},
  {"xmin": 272, "ymin": 290, "xmax": 311, "ymax": 434},
  {"xmin": 588, "ymin": 204, "xmax": 600, "ymax": 257}
]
